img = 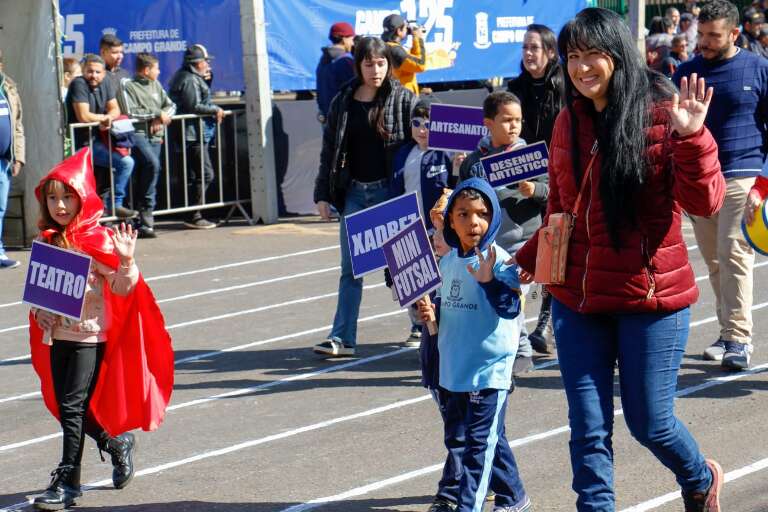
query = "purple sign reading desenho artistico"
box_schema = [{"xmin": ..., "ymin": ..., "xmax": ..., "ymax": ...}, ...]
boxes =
[
  {"xmin": 382, "ymin": 219, "xmax": 441, "ymax": 308},
  {"xmin": 22, "ymin": 241, "xmax": 93, "ymax": 321},
  {"xmin": 428, "ymin": 104, "xmax": 489, "ymax": 153}
]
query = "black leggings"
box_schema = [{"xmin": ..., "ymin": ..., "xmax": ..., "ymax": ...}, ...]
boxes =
[{"xmin": 50, "ymin": 341, "xmax": 110, "ymax": 466}]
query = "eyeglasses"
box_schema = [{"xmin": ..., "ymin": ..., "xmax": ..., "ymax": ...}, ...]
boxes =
[{"xmin": 411, "ymin": 118, "xmax": 429, "ymax": 129}]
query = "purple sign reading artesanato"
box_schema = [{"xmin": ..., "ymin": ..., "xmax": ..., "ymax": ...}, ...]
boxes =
[
  {"xmin": 382, "ymin": 219, "xmax": 441, "ymax": 308},
  {"xmin": 428, "ymin": 104, "xmax": 488, "ymax": 153},
  {"xmin": 22, "ymin": 241, "xmax": 93, "ymax": 321}
]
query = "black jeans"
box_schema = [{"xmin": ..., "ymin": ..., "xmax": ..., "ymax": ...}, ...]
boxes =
[
  {"xmin": 50, "ymin": 341, "xmax": 109, "ymax": 466},
  {"xmin": 186, "ymin": 142, "xmax": 215, "ymax": 216}
]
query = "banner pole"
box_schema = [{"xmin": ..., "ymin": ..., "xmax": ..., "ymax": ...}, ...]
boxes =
[{"xmin": 422, "ymin": 295, "xmax": 438, "ymax": 336}]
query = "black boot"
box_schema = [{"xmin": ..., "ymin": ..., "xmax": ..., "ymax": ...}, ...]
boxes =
[
  {"xmin": 99, "ymin": 432, "xmax": 136, "ymax": 489},
  {"xmin": 529, "ymin": 289, "xmax": 553, "ymax": 354},
  {"xmin": 33, "ymin": 464, "xmax": 82, "ymax": 510},
  {"xmin": 138, "ymin": 210, "xmax": 157, "ymax": 238}
]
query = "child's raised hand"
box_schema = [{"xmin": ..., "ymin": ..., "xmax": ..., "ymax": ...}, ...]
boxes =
[
  {"xmin": 35, "ymin": 309, "xmax": 58, "ymax": 331},
  {"xmin": 416, "ymin": 297, "xmax": 436, "ymax": 323},
  {"xmin": 467, "ymin": 246, "xmax": 496, "ymax": 283},
  {"xmin": 111, "ymin": 223, "xmax": 137, "ymax": 264}
]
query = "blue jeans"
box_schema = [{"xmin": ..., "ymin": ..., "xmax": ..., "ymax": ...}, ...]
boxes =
[
  {"xmin": 552, "ymin": 299, "xmax": 711, "ymax": 511},
  {"xmin": 131, "ymin": 134, "xmax": 161, "ymax": 211},
  {"xmin": 91, "ymin": 140, "xmax": 134, "ymax": 210},
  {"xmin": 0, "ymin": 166, "xmax": 10, "ymax": 256},
  {"xmin": 329, "ymin": 179, "xmax": 390, "ymax": 346}
]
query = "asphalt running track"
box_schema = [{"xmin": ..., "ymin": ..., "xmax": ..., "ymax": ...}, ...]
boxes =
[{"xmin": 1, "ymin": 217, "xmax": 766, "ymax": 511}]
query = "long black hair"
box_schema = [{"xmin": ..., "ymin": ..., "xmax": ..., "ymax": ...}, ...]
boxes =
[
  {"xmin": 353, "ymin": 37, "xmax": 394, "ymax": 140},
  {"xmin": 558, "ymin": 8, "xmax": 673, "ymax": 248}
]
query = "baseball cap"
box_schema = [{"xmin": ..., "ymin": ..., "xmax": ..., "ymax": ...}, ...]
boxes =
[
  {"xmin": 383, "ymin": 14, "xmax": 406, "ymax": 33},
  {"xmin": 184, "ymin": 44, "xmax": 214, "ymax": 63},
  {"xmin": 329, "ymin": 22, "xmax": 355, "ymax": 40}
]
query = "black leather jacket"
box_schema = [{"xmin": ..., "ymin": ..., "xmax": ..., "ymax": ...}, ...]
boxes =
[{"xmin": 168, "ymin": 64, "xmax": 220, "ymax": 142}]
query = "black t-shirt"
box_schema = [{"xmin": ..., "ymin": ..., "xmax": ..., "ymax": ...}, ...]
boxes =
[
  {"xmin": 346, "ymin": 99, "xmax": 387, "ymax": 183},
  {"xmin": 66, "ymin": 76, "xmax": 116, "ymax": 148}
]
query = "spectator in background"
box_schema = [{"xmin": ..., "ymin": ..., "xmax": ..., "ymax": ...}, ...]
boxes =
[
  {"xmin": 99, "ymin": 34, "xmax": 130, "ymax": 101},
  {"xmin": 674, "ymin": 0, "xmax": 768, "ymax": 371},
  {"xmin": 666, "ymin": 6, "xmax": 681, "ymax": 32},
  {"xmin": 316, "ymin": 22, "xmax": 355, "ymax": 124},
  {"xmin": 382, "ymin": 14, "xmax": 427, "ymax": 95},
  {"xmin": 679, "ymin": 12, "xmax": 698, "ymax": 54},
  {"xmin": 660, "ymin": 34, "xmax": 689, "ymax": 77},
  {"xmin": 121, "ymin": 53, "xmax": 176, "ymax": 239},
  {"xmin": 66, "ymin": 54, "xmax": 136, "ymax": 219},
  {"xmin": 0, "ymin": 49, "xmax": 24, "ymax": 270},
  {"xmin": 741, "ymin": 7, "xmax": 768, "ymax": 57},
  {"xmin": 168, "ymin": 44, "xmax": 223, "ymax": 230},
  {"xmin": 61, "ymin": 57, "xmax": 82, "ymax": 101},
  {"xmin": 646, "ymin": 16, "xmax": 674, "ymax": 71},
  {"xmin": 760, "ymin": 25, "xmax": 768, "ymax": 52}
]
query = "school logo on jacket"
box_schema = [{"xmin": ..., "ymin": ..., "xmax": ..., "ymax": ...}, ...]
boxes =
[
  {"xmin": 448, "ymin": 279, "xmax": 462, "ymax": 302},
  {"xmin": 445, "ymin": 278, "xmax": 478, "ymax": 311}
]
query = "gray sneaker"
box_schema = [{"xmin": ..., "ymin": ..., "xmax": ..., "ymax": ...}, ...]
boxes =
[
  {"xmin": 721, "ymin": 341, "xmax": 752, "ymax": 371},
  {"xmin": 493, "ymin": 494, "xmax": 532, "ymax": 512},
  {"xmin": 313, "ymin": 338, "xmax": 355, "ymax": 357},
  {"xmin": 404, "ymin": 329, "xmax": 422, "ymax": 348},
  {"xmin": 702, "ymin": 339, "xmax": 727, "ymax": 361}
]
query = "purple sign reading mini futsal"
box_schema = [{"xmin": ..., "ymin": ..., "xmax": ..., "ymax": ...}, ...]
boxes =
[
  {"xmin": 382, "ymin": 219, "xmax": 441, "ymax": 308},
  {"xmin": 428, "ymin": 104, "xmax": 488, "ymax": 153},
  {"xmin": 22, "ymin": 241, "xmax": 92, "ymax": 321}
]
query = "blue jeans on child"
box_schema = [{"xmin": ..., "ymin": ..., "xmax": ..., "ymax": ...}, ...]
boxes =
[
  {"xmin": 552, "ymin": 299, "xmax": 712, "ymax": 511},
  {"xmin": 330, "ymin": 179, "xmax": 390, "ymax": 346},
  {"xmin": 91, "ymin": 140, "xmax": 134, "ymax": 210}
]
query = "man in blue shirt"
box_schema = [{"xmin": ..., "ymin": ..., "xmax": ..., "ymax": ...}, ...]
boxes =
[
  {"xmin": 0, "ymin": 50, "xmax": 25, "ymax": 269},
  {"xmin": 673, "ymin": 0, "xmax": 768, "ymax": 371}
]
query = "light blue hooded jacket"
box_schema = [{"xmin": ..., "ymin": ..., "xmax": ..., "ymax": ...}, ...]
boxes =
[{"xmin": 438, "ymin": 177, "xmax": 523, "ymax": 392}]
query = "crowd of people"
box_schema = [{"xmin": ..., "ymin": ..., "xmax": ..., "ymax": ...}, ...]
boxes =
[
  {"xmin": 311, "ymin": 1, "xmax": 767, "ymax": 511},
  {"xmin": 7, "ymin": 1, "xmax": 768, "ymax": 511}
]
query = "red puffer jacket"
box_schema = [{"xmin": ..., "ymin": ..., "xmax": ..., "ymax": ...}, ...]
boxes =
[{"xmin": 516, "ymin": 100, "xmax": 725, "ymax": 313}]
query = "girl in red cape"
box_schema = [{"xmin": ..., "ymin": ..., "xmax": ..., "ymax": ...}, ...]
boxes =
[{"xmin": 28, "ymin": 148, "xmax": 174, "ymax": 511}]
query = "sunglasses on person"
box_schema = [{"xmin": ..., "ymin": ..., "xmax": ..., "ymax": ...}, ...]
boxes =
[{"xmin": 411, "ymin": 118, "xmax": 429, "ymax": 129}]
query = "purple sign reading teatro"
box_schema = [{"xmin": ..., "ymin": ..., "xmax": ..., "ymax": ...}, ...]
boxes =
[
  {"xmin": 22, "ymin": 241, "xmax": 93, "ymax": 321},
  {"xmin": 382, "ymin": 219, "xmax": 441, "ymax": 308},
  {"xmin": 428, "ymin": 104, "xmax": 488, "ymax": 153},
  {"xmin": 480, "ymin": 141, "xmax": 549, "ymax": 188}
]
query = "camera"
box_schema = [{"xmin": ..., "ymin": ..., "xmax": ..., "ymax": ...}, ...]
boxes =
[{"xmin": 406, "ymin": 20, "xmax": 422, "ymax": 36}]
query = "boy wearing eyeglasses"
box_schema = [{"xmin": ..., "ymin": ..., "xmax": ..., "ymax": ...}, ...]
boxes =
[{"xmin": 389, "ymin": 97, "xmax": 456, "ymax": 348}]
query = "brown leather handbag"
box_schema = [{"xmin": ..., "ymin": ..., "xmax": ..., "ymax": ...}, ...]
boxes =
[{"xmin": 535, "ymin": 143, "xmax": 598, "ymax": 285}]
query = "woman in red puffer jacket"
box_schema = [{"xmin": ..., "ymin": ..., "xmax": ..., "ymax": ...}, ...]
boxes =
[{"xmin": 515, "ymin": 8, "xmax": 726, "ymax": 512}]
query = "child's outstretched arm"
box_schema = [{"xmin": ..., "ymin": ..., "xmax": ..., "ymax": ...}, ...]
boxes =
[{"xmin": 467, "ymin": 246, "xmax": 522, "ymax": 319}]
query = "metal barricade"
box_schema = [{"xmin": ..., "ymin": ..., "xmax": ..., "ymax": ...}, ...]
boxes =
[{"xmin": 67, "ymin": 110, "xmax": 252, "ymax": 225}]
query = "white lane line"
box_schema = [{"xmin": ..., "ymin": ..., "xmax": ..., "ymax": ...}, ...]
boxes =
[
  {"xmin": 0, "ymin": 329, "xmax": 411, "ymax": 453},
  {"xmin": 0, "ymin": 308, "xmax": 410, "ymax": 403},
  {"xmin": 0, "ymin": 245, "xmax": 340, "ymax": 310},
  {"xmin": 0, "ymin": 281, "xmax": 385, "ymax": 364},
  {"xmin": 619, "ymin": 456, "xmax": 768, "ymax": 511},
  {"xmin": 276, "ymin": 362, "xmax": 768, "ymax": 512},
  {"xmin": 0, "ymin": 361, "xmax": 559, "ymax": 512}
]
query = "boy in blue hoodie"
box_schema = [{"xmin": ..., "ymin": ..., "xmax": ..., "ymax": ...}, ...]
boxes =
[{"xmin": 418, "ymin": 178, "xmax": 530, "ymax": 512}]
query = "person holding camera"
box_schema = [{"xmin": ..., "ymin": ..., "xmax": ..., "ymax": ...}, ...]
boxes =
[{"xmin": 382, "ymin": 14, "xmax": 427, "ymax": 95}]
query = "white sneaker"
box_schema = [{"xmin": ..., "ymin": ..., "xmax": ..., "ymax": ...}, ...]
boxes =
[{"xmin": 313, "ymin": 338, "xmax": 355, "ymax": 356}]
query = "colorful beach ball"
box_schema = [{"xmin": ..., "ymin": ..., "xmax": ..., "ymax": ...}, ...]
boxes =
[{"xmin": 742, "ymin": 198, "xmax": 768, "ymax": 256}]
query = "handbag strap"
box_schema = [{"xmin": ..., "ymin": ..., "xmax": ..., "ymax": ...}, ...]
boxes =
[{"xmin": 572, "ymin": 141, "xmax": 599, "ymax": 218}]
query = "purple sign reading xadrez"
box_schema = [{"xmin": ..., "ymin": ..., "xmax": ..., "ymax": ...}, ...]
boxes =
[
  {"xmin": 481, "ymin": 141, "xmax": 550, "ymax": 188},
  {"xmin": 428, "ymin": 104, "xmax": 488, "ymax": 153},
  {"xmin": 382, "ymin": 219, "xmax": 441, "ymax": 308},
  {"xmin": 22, "ymin": 241, "xmax": 92, "ymax": 321}
]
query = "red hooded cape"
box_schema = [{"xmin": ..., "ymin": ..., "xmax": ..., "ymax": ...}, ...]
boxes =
[{"xmin": 29, "ymin": 148, "xmax": 174, "ymax": 436}]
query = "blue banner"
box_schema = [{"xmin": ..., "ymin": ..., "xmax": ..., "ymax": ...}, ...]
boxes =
[
  {"xmin": 60, "ymin": 0, "xmax": 244, "ymax": 93},
  {"xmin": 344, "ymin": 192, "xmax": 420, "ymax": 278},
  {"xmin": 61, "ymin": 0, "xmax": 587, "ymax": 93},
  {"xmin": 481, "ymin": 141, "xmax": 549, "ymax": 187}
]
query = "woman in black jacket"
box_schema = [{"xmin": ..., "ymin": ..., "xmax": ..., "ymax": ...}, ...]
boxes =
[
  {"xmin": 313, "ymin": 36, "xmax": 415, "ymax": 357},
  {"xmin": 507, "ymin": 24, "xmax": 565, "ymax": 356}
]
